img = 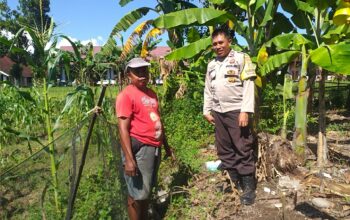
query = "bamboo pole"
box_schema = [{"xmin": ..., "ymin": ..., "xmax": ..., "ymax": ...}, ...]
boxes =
[{"xmin": 65, "ymin": 85, "xmax": 107, "ymax": 220}]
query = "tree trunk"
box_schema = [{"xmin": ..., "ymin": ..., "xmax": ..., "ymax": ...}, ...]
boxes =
[
  {"xmin": 317, "ymin": 68, "xmax": 328, "ymax": 167},
  {"xmin": 293, "ymin": 46, "xmax": 309, "ymax": 159}
]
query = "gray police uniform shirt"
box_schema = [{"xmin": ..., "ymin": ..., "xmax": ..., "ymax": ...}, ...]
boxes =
[{"xmin": 203, "ymin": 50, "xmax": 256, "ymax": 115}]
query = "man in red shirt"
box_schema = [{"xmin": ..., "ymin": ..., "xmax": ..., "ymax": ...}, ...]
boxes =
[{"xmin": 116, "ymin": 57, "xmax": 173, "ymax": 220}]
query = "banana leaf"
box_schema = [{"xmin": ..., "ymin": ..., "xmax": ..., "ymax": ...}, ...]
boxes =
[
  {"xmin": 187, "ymin": 27, "xmax": 201, "ymax": 43},
  {"xmin": 295, "ymin": 0, "xmax": 314, "ymax": 14},
  {"xmin": 265, "ymin": 33, "xmax": 313, "ymax": 50},
  {"xmin": 154, "ymin": 8, "xmax": 228, "ymax": 29},
  {"xmin": 260, "ymin": 51, "xmax": 300, "ymax": 76},
  {"xmin": 254, "ymin": 0, "xmax": 266, "ymax": 13},
  {"xmin": 259, "ymin": 0, "xmax": 274, "ymax": 27},
  {"xmin": 291, "ymin": 11, "xmax": 312, "ymax": 30},
  {"xmin": 165, "ymin": 37, "xmax": 212, "ymax": 60},
  {"xmin": 322, "ymin": 24, "xmax": 349, "ymax": 41},
  {"xmin": 310, "ymin": 43, "xmax": 350, "ymax": 75},
  {"xmin": 234, "ymin": 0, "xmax": 249, "ymax": 10},
  {"xmin": 119, "ymin": 0, "xmax": 133, "ymax": 7},
  {"xmin": 272, "ymin": 12, "xmax": 294, "ymax": 33},
  {"xmin": 208, "ymin": 0, "xmax": 225, "ymax": 4},
  {"xmin": 306, "ymin": 0, "xmax": 332, "ymax": 10},
  {"xmin": 110, "ymin": 7, "xmax": 153, "ymax": 36}
]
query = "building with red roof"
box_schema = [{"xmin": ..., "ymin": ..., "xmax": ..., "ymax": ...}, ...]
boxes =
[
  {"xmin": 0, "ymin": 56, "xmax": 32, "ymax": 86},
  {"xmin": 149, "ymin": 46, "xmax": 171, "ymax": 59},
  {"xmin": 0, "ymin": 45, "xmax": 171, "ymax": 86}
]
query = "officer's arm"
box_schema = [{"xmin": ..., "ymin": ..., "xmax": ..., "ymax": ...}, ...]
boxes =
[{"xmin": 203, "ymin": 66, "xmax": 215, "ymax": 125}]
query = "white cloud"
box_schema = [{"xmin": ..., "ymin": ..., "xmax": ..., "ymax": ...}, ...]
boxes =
[
  {"xmin": 56, "ymin": 36, "xmax": 105, "ymax": 48},
  {"xmin": 56, "ymin": 36, "xmax": 79, "ymax": 48}
]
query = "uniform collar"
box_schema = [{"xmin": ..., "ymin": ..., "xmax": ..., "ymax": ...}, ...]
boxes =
[{"xmin": 215, "ymin": 49, "xmax": 234, "ymax": 62}]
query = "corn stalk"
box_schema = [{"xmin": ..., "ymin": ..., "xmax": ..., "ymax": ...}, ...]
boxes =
[
  {"xmin": 11, "ymin": 11, "xmax": 62, "ymax": 212},
  {"xmin": 42, "ymin": 77, "xmax": 59, "ymax": 212}
]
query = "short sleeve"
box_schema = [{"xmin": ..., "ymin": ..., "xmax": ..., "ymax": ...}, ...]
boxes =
[
  {"xmin": 115, "ymin": 92, "xmax": 133, "ymax": 118},
  {"xmin": 240, "ymin": 54, "xmax": 257, "ymax": 81}
]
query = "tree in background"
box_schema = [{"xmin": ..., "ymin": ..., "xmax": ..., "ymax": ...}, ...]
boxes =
[
  {"xmin": 18, "ymin": 0, "xmax": 51, "ymax": 32},
  {"xmin": 0, "ymin": 0, "xmax": 29, "ymax": 84}
]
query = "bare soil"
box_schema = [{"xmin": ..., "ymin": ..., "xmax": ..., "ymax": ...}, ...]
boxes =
[{"xmin": 158, "ymin": 110, "xmax": 350, "ymax": 220}]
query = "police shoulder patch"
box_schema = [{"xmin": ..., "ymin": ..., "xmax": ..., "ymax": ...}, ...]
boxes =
[{"xmin": 240, "ymin": 54, "xmax": 257, "ymax": 81}]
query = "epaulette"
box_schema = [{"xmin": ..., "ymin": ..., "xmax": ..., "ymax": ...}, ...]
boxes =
[{"xmin": 240, "ymin": 53, "xmax": 257, "ymax": 81}]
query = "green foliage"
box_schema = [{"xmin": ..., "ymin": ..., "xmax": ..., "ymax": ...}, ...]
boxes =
[
  {"xmin": 165, "ymin": 37, "xmax": 212, "ymax": 60},
  {"xmin": 72, "ymin": 164, "xmax": 127, "ymax": 219},
  {"xmin": 18, "ymin": 0, "xmax": 51, "ymax": 31},
  {"xmin": 162, "ymin": 96, "xmax": 214, "ymax": 171},
  {"xmin": 0, "ymin": 82, "xmax": 44, "ymax": 149},
  {"xmin": 310, "ymin": 43, "xmax": 350, "ymax": 75},
  {"xmin": 259, "ymin": 83, "xmax": 295, "ymax": 135}
]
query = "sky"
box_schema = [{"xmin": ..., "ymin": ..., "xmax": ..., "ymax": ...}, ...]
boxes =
[{"xmin": 7, "ymin": 0, "xmax": 167, "ymax": 47}]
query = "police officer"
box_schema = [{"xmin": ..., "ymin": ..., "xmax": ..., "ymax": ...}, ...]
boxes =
[{"xmin": 203, "ymin": 28, "xmax": 257, "ymax": 205}]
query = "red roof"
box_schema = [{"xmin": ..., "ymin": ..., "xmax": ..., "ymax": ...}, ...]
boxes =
[
  {"xmin": 0, "ymin": 56, "xmax": 13, "ymax": 73},
  {"xmin": 60, "ymin": 46, "xmax": 102, "ymax": 55},
  {"xmin": 0, "ymin": 56, "xmax": 32, "ymax": 78},
  {"xmin": 150, "ymin": 46, "xmax": 171, "ymax": 58}
]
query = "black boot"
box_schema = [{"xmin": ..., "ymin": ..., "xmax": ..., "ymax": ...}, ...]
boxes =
[
  {"xmin": 240, "ymin": 175, "xmax": 256, "ymax": 205},
  {"xmin": 227, "ymin": 170, "xmax": 242, "ymax": 192}
]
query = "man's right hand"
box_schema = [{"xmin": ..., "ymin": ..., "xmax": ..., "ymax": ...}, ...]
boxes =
[
  {"xmin": 204, "ymin": 114, "xmax": 215, "ymax": 125},
  {"xmin": 124, "ymin": 159, "xmax": 137, "ymax": 176}
]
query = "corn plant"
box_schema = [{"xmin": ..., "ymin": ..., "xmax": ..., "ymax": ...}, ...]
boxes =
[{"xmin": 11, "ymin": 13, "xmax": 72, "ymax": 214}]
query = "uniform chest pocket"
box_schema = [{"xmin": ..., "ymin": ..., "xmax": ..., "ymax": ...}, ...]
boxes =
[
  {"xmin": 224, "ymin": 65, "xmax": 242, "ymax": 86},
  {"xmin": 224, "ymin": 74, "xmax": 243, "ymax": 87}
]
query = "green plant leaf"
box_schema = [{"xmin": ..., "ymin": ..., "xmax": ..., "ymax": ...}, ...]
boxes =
[
  {"xmin": 291, "ymin": 11, "xmax": 312, "ymax": 29},
  {"xmin": 295, "ymin": 0, "xmax": 314, "ymax": 14},
  {"xmin": 165, "ymin": 37, "xmax": 212, "ymax": 60},
  {"xmin": 322, "ymin": 24, "xmax": 349, "ymax": 42},
  {"xmin": 280, "ymin": 0, "xmax": 297, "ymax": 14},
  {"xmin": 265, "ymin": 33, "xmax": 313, "ymax": 50},
  {"xmin": 272, "ymin": 12, "xmax": 294, "ymax": 33},
  {"xmin": 260, "ymin": 51, "xmax": 300, "ymax": 76},
  {"xmin": 208, "ymin": 0, "xmax": 225, "ymax": 4},
  {"xmin": 254, "ymin": 0, "xmax": 265, "ymax": 12},
  {"xmin": 187, "ymin": 28, "xmax": 201, "ymax": 43},
  {"xmin": 0, "ymin": 36, "xmax": 27, "ymax": 54},
  {"xmin": 234, "ymin": 0, "xmax": 248, "ymax": 10},
  {"xmin": 119, "ymin": 0, "xmax": 133, "ymax": 7},
  {"xmin": 310, "ymin": 43, "xmax": 350, "ymax": 75},
  {"xmin": 259, "ymin": 0, "xmax": 274, "ymax": 27},
  {"xmin": 110, "ymin": 7, "xmax": 153, "ymax": 36},
  {"xmin": 154, "ymin": 8, "xmax": 228, "ymax": 29},
  {"xmin": 306, "ymin": 0, "xmax": 329, "ymax": 10}
]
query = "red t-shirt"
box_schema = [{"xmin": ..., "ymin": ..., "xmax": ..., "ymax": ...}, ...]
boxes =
[{"xmin": 115, "ymin": 85, "xmax": 162, "ymax": 147}]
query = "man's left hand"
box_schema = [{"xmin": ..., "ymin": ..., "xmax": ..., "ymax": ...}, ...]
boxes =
[{"xmin": 238, "ymin": 112, "xmax": 249, "ymax": 127}]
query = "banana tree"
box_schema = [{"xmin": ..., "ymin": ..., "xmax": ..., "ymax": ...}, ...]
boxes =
[
  {"xmin": 110, "ymin": 0, "xmax": 199, "ymax": 60},
  {"xmin": 259, "ymin": 30, "xmax": 350, "ymax": 157},
  {"xmin": 151, "ymin": 0, "xmax": 286, "ymax": 61}
]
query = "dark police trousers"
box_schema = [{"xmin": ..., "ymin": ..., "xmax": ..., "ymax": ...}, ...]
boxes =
[{"xmin": 212, "ymin": 110, "xmax": 256, "ymax": 175}]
